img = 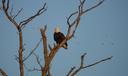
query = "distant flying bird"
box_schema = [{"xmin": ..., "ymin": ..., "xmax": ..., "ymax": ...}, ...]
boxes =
[{"xmin": 54, "ymin": 26, "xmax": 68, "ymax": 49}]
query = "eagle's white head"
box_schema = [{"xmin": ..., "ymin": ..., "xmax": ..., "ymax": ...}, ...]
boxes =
[{"xmin": 54, "ymin": 26, "xmax": 60, "ymax": 33}]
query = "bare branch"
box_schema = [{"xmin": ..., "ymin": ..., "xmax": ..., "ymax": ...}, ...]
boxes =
[
  {"xmin": 2, "ymin": 0, "xmax": 19, "ymax": 30},
  {"xmin": 18, "ymin": 32, "xmax": 24, "ymax": 76},
  {"xmin": 24, "ymin": 61, "xmax": 41, "ymax": 73},
  {"xmin": 67, "ymin": 67, "xmax": 76, "ymax": 76},
  {"xmin": 23, "ymin": 38, "xmax": 42, "ymax": 62},
  {"xmin": 80, "ymin": 53, "xmax": 87, "ymax": 68},
  {"xmin": 6, "ymin": 0, "xmax": 9, "ymax": 11},
  {"xmin": 83, "ymin": 0, "xmax": 105, "ymax": 13},
  {"xmin": 66, "ymin": 0, "xmax": 105, "ymax": 39},
  {"xmin": 66, "ymin": 11, "xmax": 78, "ymax": 27},
  {"xmin": 83, "ymin": 56, "xmax": 113, "ymax": 68},
  {"xmin": 19, "ymin": 3, "xmax": 47, "ymax": 28},
  {"xmin": 14, "ymin": 54, "xmax": 19, "ymax": 62},
  {"xmin": 2, "ymin": 0, "xmax": 47, "ymax": 31},
  {"xmin": 40, "ymin": 25, "xmax": 48, "ymax": 62},
  {"xmin": 0, "ymin": 68, "xmax": 8, "ymax": 76},
  {"xmin": 40, "ymin": 25, "xmax": 51, "ymax": 76},
  {"xmin": 69, "ymin": 54, "xmax": 113, "ymax": 76},
  {"xmin": 13, "ymin": 8, "xmax": 23, "ymax": 20},
  {"xmin": 10, "ymin": 7, "xmax": 14, "ymax": 17},
  {"xmin": 66, "ymin": 0, "xmax": 86, "ymax": 39},
  {"xmin": 33, "ymin": 53, "xmax": 43, "ymax": 69}
]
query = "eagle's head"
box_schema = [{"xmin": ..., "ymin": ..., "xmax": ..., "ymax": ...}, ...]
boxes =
[{"xmin": 54, "ymin": 26, "xmax": 60, "ymax": 33}]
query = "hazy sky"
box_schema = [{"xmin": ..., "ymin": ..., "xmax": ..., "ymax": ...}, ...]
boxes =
[{"xmin": 0, "ymin": 0, "xmax": 128, "ymax": 76}]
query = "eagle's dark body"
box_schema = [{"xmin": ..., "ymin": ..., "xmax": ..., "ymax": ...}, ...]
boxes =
[{"xmin": 54, "ymin": 32, "xmax": 68, "ymax": 49}]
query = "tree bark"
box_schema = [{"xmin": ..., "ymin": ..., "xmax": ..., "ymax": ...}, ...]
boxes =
[{"xmin": 19, "ymin": 31, "xmax": 24, "ymax": 76}]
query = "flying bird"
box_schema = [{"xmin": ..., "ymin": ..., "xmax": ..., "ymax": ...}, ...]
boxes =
[{"xmin": 54, "ymin": 26, "xmax": 68, "ymax": 49}]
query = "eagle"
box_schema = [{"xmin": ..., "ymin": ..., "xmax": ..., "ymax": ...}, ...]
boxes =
[{"xmin": 54, "ymin": 26, "xmax": 68, "ymax": 49}]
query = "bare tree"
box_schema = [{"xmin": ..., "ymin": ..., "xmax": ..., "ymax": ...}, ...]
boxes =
[
  {"xmin": 1, "ymin": 0, "xmax": 46, "ymax": 76},
  {"xmin": 39, "ymin": 0, "xmax": 112, "ymax": 76},
  {"xmin": 1, "ymin": 0, "xmax": 112, "ymax": 76}
]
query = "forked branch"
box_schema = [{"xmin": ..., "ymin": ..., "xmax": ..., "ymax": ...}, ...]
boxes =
[
  {"xmin": 66, "ymin": 0, "xmax": 105, "ymax": 38},
  {"xmin": 67, "ymin": 53, "xmax": 112, "ymax": 76},
  {"xmin": 2, "ymin": 0, "xmax": 19, "ymax": 30},
  {"xmin": 19, "ymin": 3, "xmax": 47, "ymax": 29},
  {"xmin": 40, "ymin": 25, "xmax": 50, "ymax": 76}
]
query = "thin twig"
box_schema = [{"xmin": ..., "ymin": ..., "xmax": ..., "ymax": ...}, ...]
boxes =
[
  {"xmin": 13, "ymin": 8, "xmax": 23, "ymax": 19},
  {"xmin": 33, "ymin": 53, "xmax": 42, "ymax": 69},
  {"xmin": 10, "ymin": 7, "xmax": 14, "ymax": 17},
  {"xmin": 83, "ymin": 0, "xmax": 105, "ymax": 13},
  {"xmin": 83, "ymin": 56, "xmax": 113, "ymax": 68},
  {"xmin": 67, "ymin": 67, "xmax": 76, "ymax": 76},
  {"xmin": 23, "ymin": 38, "xmax": 42, "ymax": 62}
]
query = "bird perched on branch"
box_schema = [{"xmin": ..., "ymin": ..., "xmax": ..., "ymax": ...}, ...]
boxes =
[{"xmin": 54, "ymin": 26, "xmax": 68, "ymax": 49}]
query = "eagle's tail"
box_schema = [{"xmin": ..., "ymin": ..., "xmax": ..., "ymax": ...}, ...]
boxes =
[{"xmin": 62, "ymin": 43, "xmax": 68, "ymax": 49}]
